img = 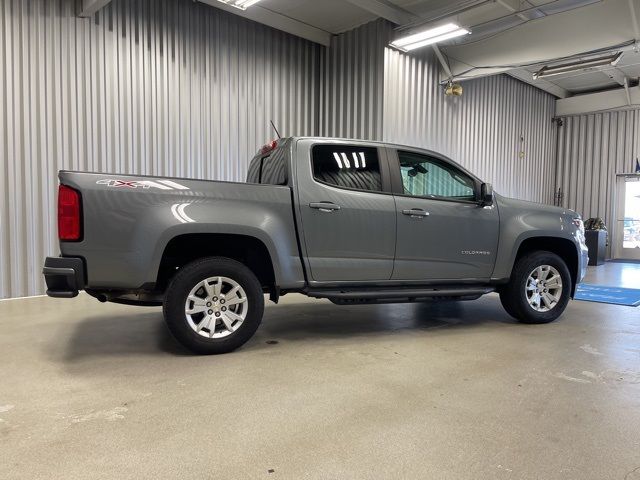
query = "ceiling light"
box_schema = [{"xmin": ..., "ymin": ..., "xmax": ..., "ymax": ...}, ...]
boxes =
[
  {"xmin": 215, "ymin": 0, "xmax": 262, "ymax": 10},
  {"xmin": 390, "ymin": 23, "xmax": 471, "ymax": 52},
  {"xmin": 533, "ymin": 52, "xmax": 623, "ymax": 79}
]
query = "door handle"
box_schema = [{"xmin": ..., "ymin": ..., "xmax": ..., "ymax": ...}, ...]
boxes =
[
  {"xmin": 309, "ymin": 202, "xmax": 341, "ymax": 212},
  {"xmin": 402, "ymin": 208, "xmax": 429, "ymax": 218}
]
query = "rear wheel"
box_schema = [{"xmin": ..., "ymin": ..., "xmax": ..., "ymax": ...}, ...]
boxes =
[
  {"xmin": 499, "ymin": 251, "xmax": 571, "ymax": 324},
  {"xmin": 163, "ymin": 257, "xmax": 264, "ymax": 354}
]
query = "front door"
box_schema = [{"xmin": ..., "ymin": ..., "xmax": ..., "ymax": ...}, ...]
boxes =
[
  {"xmin": 613, "ymin": 176, "xmax": 640, "ymax": 260},
  {"xmin": 296, "ymin": 141, "xmax": 396, "ymax": 282},
  {"xmin": 388, "ymin": 149, "xmax": 499, "ymax": 281}
]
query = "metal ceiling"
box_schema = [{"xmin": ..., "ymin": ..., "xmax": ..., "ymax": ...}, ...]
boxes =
[{"xmin": 198, "ymin": 0, "xmax": 640, "ymax": 99}]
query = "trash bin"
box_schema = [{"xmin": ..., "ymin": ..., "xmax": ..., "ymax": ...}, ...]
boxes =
[{"xmin": 585, "ymin": 230, "xmax": 606, "ymax": 266}]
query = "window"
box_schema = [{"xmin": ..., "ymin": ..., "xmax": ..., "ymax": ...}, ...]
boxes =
[
  {"xmin": 312, "ymin": 145, "xmax": 382, "ymax": 192},
  {"xmin": 398, "ymin": 151, "xmax": 476, "ymax": 201}
]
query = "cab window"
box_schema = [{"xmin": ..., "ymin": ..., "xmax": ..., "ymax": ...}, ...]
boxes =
[
  {"xmin": 397, "ymin": 151, "xmax": 476, "ymax": 201},
  {"xmin": 312, "ymin": 145, "xmax": 382, "ymax": 192}
]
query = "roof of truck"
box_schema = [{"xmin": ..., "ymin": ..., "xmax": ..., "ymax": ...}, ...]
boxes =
[
  {"xmin": 279, "ymin": 136, "xmax": 482, "ymax": 184},
  {"xmin": 282, "ymin": 136, "xmax": 440, "ymax": 153}
]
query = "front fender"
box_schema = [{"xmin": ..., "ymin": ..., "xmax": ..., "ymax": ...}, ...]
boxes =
[{"xmin": 491, "ymin": 195, "xmax": 582, "ymax": 284}]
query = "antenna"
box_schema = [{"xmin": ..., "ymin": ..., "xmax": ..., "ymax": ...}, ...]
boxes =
[{"xmin": 270, "ymin": 120, "xmax": 282, "ymax": 139}]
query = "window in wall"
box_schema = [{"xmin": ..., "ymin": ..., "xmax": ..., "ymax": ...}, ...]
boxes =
[
  {"xmin": 397, "ymin": 151, "xmax": 476, "ymax": 201},
  {"xmin": 312, "ymin": 145, "xmax": 382, "ymax": 192}
]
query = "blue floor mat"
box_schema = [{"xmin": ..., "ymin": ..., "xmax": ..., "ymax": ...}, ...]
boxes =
[{"xmin": 574, "ymin": 284, "xmax": 640, "ymax": 306}]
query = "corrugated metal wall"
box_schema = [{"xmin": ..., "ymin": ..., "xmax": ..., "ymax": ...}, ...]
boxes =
[
  {"xmin": 320, "ymin": 19, "xmax": 392, "ymax": 140},
  {"xmin": 556, "ymin": 109, "xmax": 640, "ymax": 254},
  {"xmin": 0, "ymin": 0, "xmax": 321, "ymax": 298},
  {"xmin": 1, "ymin": 8, "xmax": 561, "ymax": 299},
  {"xmin": 384, "ymin": 48, "xmax": 558, "ymax": 203},
  {"xmin": 321, "ymin": 21, "xmax": 558, "ymax": 204}
]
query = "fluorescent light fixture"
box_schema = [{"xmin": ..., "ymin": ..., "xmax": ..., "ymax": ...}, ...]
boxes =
[
  {"xmin": 533, "ymin": 52, "xmax": 623, "ymax": 80},
  {"xmin": 215, "ymin": 0, "xmax": 262, "ymax": 10},
  {"xmin": 390, "ymin": 23, "xmax": 470, "ymax": 52}
]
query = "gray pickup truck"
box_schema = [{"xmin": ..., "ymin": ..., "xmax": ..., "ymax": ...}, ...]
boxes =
[{"xmin": 44, "ymin": 137, "xmax": 589, "ymax": 354}]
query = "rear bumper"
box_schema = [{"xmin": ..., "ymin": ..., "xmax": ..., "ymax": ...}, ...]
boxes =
[{"xmin": 42, "ymin": 257, "xmax": 86, "ymax": 298}]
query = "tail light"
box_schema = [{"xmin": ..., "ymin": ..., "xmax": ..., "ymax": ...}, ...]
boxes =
[
  {"xmin": 58, "ymin": 185, "xmax": 82, "ymax": 241},
  {"xmin": 259, "ymin": 139, "xmax": 278, "ymax": 155}
]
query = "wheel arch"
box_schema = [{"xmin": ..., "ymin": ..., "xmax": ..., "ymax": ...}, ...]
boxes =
[
  {"xmin": 155, "ymin": 233, "xmax": 277, "ymax": 293},
  {"xmin": 512, "ymin": 236, "xmax": 580, "ymax": 296}
]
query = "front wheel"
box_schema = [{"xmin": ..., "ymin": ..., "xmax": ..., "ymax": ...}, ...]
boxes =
[
  {"xmin": 163, "ymin": 257, "xmax": 264, "ymax": 354},
  {"xmin": 499, "ymin": 251, "xmax": 572, "ymax": 324}
]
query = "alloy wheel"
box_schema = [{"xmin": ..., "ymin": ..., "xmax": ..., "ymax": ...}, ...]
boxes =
[
  {"xmin": 525, "ymin": 265, "xmax": 563, "ymax": 312},
  {"xmin": 184, "ymin": 276, "xmax": 248, "ymax": 338}
]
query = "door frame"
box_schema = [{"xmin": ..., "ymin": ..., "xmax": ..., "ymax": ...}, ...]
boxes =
[
  {"xmin": 292, "ymin": 138, "xmax": 398, "ymax": 285},
  {"xmin": 612, "ymin": 174, "xmax": 640, "ymax": 260},
  {"xmin": 383, "ymin": 146, "xmax": 499, "ymax": 281}
]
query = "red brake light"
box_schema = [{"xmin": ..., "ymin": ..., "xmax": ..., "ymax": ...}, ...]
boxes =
[
  {"xmin": 260, "ymin": 139, "xmax": 278, "ymax": 155},
  {"xmin": 58, "ymin": 185, "xmax": 81, "ymax": 241}
]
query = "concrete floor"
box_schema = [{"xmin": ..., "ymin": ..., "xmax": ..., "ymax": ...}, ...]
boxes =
[{"xmin": 1, "ymin": 263, "xmax": 640, "ymax": 480}]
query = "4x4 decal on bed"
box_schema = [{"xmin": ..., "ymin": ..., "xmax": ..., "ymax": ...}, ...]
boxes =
[{"xmin": 96, "ymin": 179, "xmax": 189, "ymax": 190}]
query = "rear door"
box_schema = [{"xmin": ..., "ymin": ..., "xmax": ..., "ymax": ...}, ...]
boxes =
[
  {"xmin": 295, "ymin": 139, "xmax": 396, "ymax": 283},
  {"xmin": 388, "ymin": 148, "xmax": 499, "ymax": 281}
]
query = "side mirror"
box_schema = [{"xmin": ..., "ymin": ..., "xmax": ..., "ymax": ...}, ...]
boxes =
[{"xmin": 480, "ymin": 183, "xmax": 494, "ymax": 206}]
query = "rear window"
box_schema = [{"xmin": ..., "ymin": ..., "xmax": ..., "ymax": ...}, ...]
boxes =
[
  {"xmin": 311, "ymin": 145, "xmax": 382, "ymax": 192},
  {"xmin": 246, "ymin": 142, "xmax": 289, "ymax": 185}
]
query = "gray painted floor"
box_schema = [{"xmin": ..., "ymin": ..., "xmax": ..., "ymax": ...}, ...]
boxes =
[{"xmin": 1, "ymin": 263, "xmax": 640, "ymax": 480}]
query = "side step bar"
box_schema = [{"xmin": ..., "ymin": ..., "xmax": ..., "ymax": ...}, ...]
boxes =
[{"xmin": 306, "ymin": 286, "xmax": 495, "ymax": 304}]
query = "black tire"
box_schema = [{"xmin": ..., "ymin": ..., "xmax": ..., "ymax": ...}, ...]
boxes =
[
  {"xmin": 499, "ymin": 251, "xmax": 572, "ymax": 324},
  {"xmin": 499, "ymin": 288, "xmax": 520, "ymax": 319},
  {"xmin": 163, "ymin": 257, "xmax": 264, "ymax": 354}
]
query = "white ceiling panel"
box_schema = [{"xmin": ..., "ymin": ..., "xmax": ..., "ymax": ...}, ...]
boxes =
[
  {"xmin": 258, "ymin": 0, "xmax": 377, "ymax": 33},
  {"xmin": 553, "ymin": 72, "xmax": 619, "ymax": 92}
]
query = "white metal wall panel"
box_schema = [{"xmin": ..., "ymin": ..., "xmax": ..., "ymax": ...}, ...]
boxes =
[
  {"xmin": 321, "ymin": 20, "xmax": 557, "ymax": 203},
  {"xmin": 320, "ymin": 19, "xmax": 392, "ymax": 140},
  {"xmin": 555, "ymin": 109, "xmax": 640, "ymax": 254},
  {"xmin": 383, "ymin": 48, "xmax": 558, "ymax": 203},
  {"xmin": 0, "ymin": 0, "xmax": 321, "ymax": 298},
  {"xmin": 1, "ymin": 9, "xmax": 562, "ymax": 299}
]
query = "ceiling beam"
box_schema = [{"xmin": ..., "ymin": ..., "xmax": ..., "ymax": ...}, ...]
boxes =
[
  {"xmin": 630, "ymin": 0, "xmax": 640, "ymax": 38},
  {"xmin": 432, "ymin": 45, "xmax": 453, "ymax": 79},
  {"xmin": 556, "ymin": 84, "xmax": 640, "ymax": 116},
  {"xmin": 343, "ymin": 0, "xmax": 418, "ymax": 25},
  {"xmin": 405, "ymin": 0, "xmax": 493, "ymax": 27},
  {"xmin": 624, "ymin": 77, "xmax": 633, "ymax": 105},
  {"xmin": 77, "ymin": 0, "xmax": 112, "ymax": 17},
  {"xmin": 197, "ymin": 0, "xmax": 332, "ymax": 46},
  {"xmin": 495, "ymin": 0, "xmax": 530, "ymax": 21}
]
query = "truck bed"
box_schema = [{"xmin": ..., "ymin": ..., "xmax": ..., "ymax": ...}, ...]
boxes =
[{"xmin": 58, "ymin": 171, "xmax": 306, "ymax": 292}]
